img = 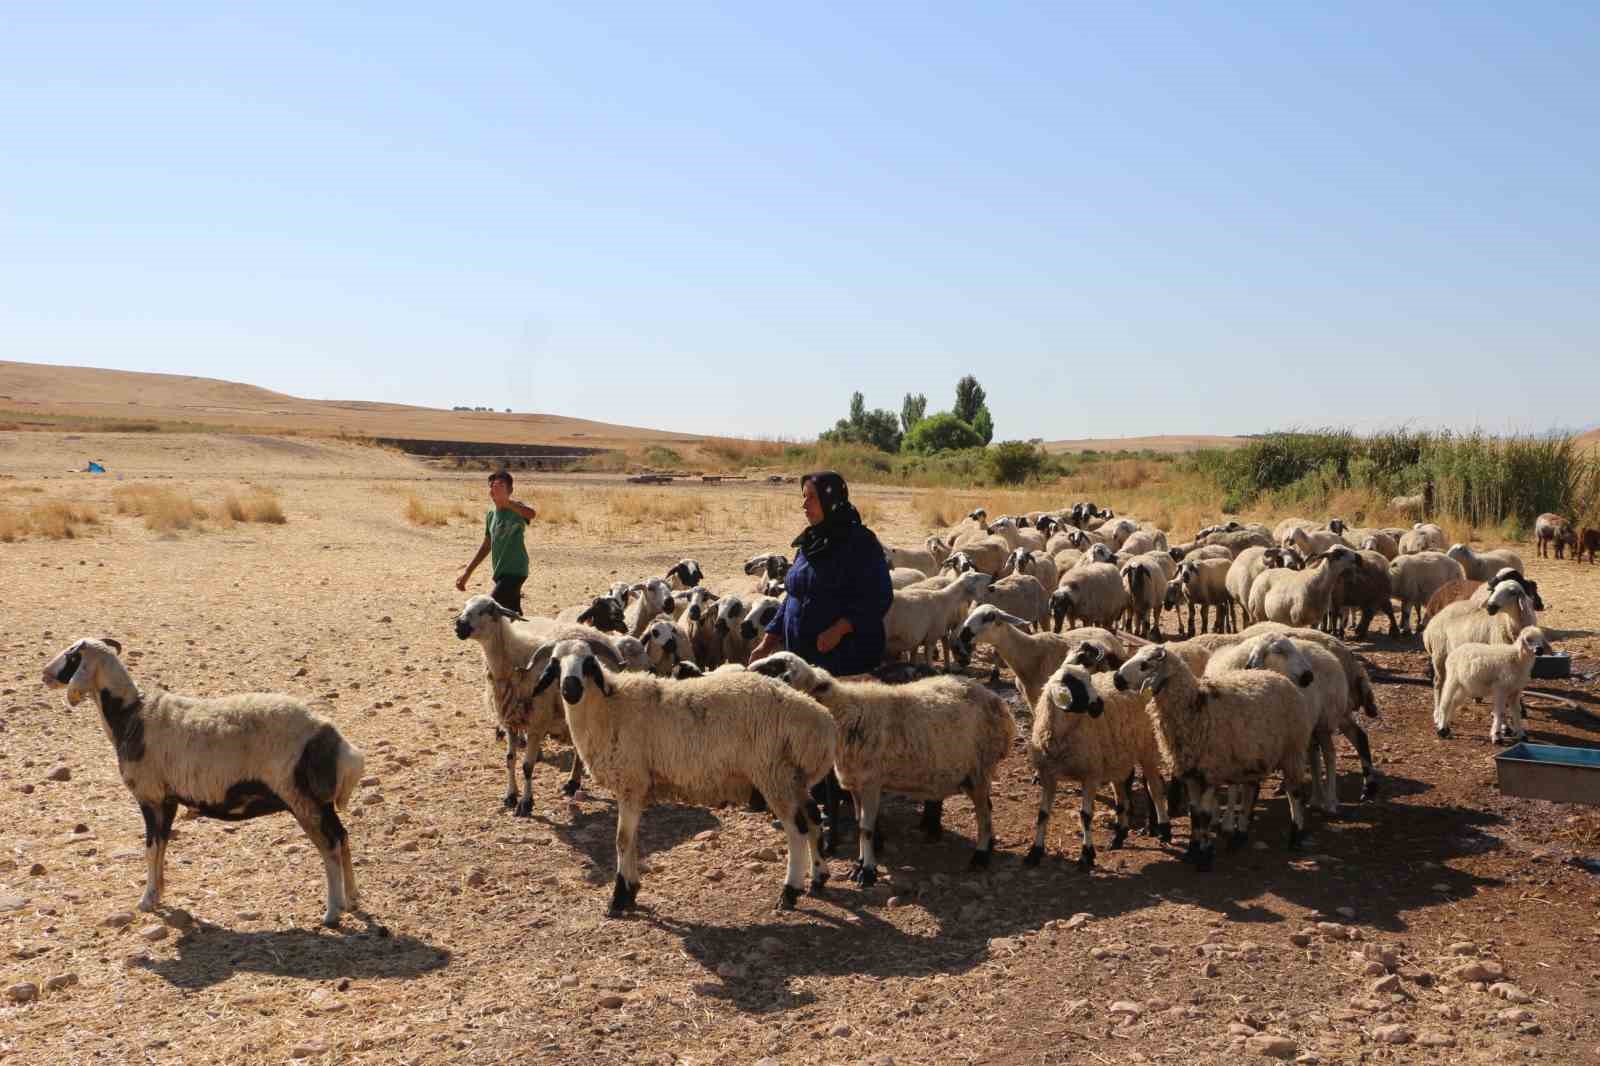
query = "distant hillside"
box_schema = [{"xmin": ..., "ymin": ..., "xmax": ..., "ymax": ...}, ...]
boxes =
[{"xmin": 0, "ymin": 360, "xmax": 705, "ymax": 449}]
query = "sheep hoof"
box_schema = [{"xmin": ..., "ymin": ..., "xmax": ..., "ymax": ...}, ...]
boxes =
[
  {"xmin": 847, "ymin": 862, "xmax": 877, "ymax": 887},
  {"xmin": 607, "ymin": 874, "xmax": 638, "ymax": 917},
  {"xmin": 1360, "ymin": 777, "xmax": 1380, "ymax": 801},
  {"xmin": 1155, "ymin": 823, "xmax": 1172, "ymax": 845},
  {"xmin": 969, "ymin": 846, "xmax": 993, "ymax": 871},
  {"xmin": 1022, "ymin": 846, "xmax": 1045, "ymax": 867},
  {"xmin": 746, "ymin": 789, "xmax": 768, "ymax": 813},
  {"xmin": 808, "ymin": 869, "xmax": 829, "ymax": 896},
  {"xmin": 1181, "ymin": 840, "xmax": 1201, "ymax": 864},
  {"xmin": 502, "ymin": 792, "xmax": 518, "ymax": 810},
  {"xmin": 1287, "ymin": 826, "xmax": 1303, "ymax": 851},
  {"xmin": 1076, "ymin": 846, "xmax": 1096, "ymax": 872},
  {"xmin": 1109, "ymin": 826, "xmax": 1129, "ymax": 850},
  {"xmin": 920, "ymin": 801, "xmax": 944, "ymax": 841},
  {"xmin": 1226, "ymin": 831, "xmax": 1248, "ymax": 852},
  {"xmin": 137, "ymin": 895, "xmax": 159, "ymax": 913},
  {"xmin": 560, "ymin": 779, "xmax": 581, "ymax": 798},
  {"xmin": 777, "ymin": 884, "xmax": 801, "ymax": 911},
  {"xmin": 513, "ymin": 797, "xmax": 533, "ymax": 818},
  {"xmin": 322, "ymin": 911, "xmax": 341, "ymax": 929},
  {"xmin": 1435, "ymin": 726, "xmax": 1451, "ymax": 739}
]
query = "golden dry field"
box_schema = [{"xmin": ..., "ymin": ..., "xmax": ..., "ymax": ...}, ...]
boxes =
[{"xmin": 4, "ymin": 430, "xmax": 1600, "ymax": 1065}]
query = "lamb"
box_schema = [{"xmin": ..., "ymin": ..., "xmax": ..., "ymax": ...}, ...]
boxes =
[
  {"xmin": 1423, "ymin": 582, "xmax": 1537, "ymax": 734},
  {"xmin": 1173, "ymin": 557, "xmax": 1234, "ymax": 637},
  {"xmin": 528, "ymin": 639, "xmax": 836, "ymax": 915},
  {"xmin": 1535, "ymin": 514, "xmax": 1577, "ymax": 559},
  {"xmin": 1328, "ymin": 549, "xmax": 1400, "ymax": 639},
  {"xmin": 1388, "ymin": 551, "xmax": 1466, "ymax": 634},
  {"xmin": 1113, "ymin": 645, "xmax": 1316, "ymax": 872},
  {"xmin": 41, "ymin": 638, "xmax": 365, "ymax": 927},
  {"xmin": 886, "ymin": 536, "xmax": 951, "ymax": 576},
  {"xmin": 681, "ymin": 586, "xmax": 725, "ymax": 669},
  {"xmin": 749, "ymin": 652, "xmax": 1014, "ymax": 884},
  {"xmin": 1247, "ymin": 546, "xmax": 1363, "ymax": 629},
  {"xmin": 624, "ymin": 577, "xmax": 678, "ymax": 637},
  {"xmin": 1026, "ymin": 663, "xmax": 1172, "ymax": 870},
  {"xmin": 885, "ymin": 572, "xmax": 992, "ymax": 664},
  {"xmin": 1050, "ymin": 562, "xmax": 1129, "ymax": 633},
  {"xmin": 641, "ymin": 618, "xmax": 697, "ymax": 677},
  {"xmin": 555, "ymin": 594, "xmax": 628, "ymax": 634},
  {"xmin": 1120, "ymin": 557, "xmax": 1168, "ymax": 638},
  {"xmin": 1436, "ymin": 628, "xmax": 1554, "ymax": 743},
  {"xmin": 979, "ymin": 573, "xmax": 1050, "ymax": 631},
  {"xmin": 986, "ymin": 516, "xmax": 1046, "ymax": 552},
  {"xmin": 950, "ymin": 604, "xmax": 1126, "ymax": 708},
  {"xmin": 1446, "ymin": 543, "xmax": 1526, "ymax": 582}
]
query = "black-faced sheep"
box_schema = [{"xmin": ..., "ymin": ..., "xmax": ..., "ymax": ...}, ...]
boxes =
[{"xmin": 42, "ymin": 639, "xmax": 365, "ymax": 927}]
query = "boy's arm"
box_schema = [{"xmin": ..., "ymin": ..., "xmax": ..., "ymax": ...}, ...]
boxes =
[
  {"xmin": 507, "ymin": 498, "xmax": 537, "ymax": 521},
  {"xmin": 457, "ymin": 536, "xmax": 491, "ymax": 590}
]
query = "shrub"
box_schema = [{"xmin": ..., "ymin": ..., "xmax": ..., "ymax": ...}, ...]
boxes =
[
  {"xmin": 903, "ymin": 413, "xmax": 983, "ymax": 454},
  {"xmin": 987, "ymin": 441, "xmax": 1045, "ymax": 485},
  {"xmin": 112, "ymin": 485, "xmax": 207, "ymax": 532},
  {"xmin": 404, "ymin": 495, "xmax": 451, "ymax": 527},
  {"xmin": 224, "ymin": 489, "xmax": 287, "ymax": 524}
]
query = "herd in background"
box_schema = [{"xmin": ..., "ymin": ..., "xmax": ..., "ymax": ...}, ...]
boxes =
[{"xmin": 37, "ymin": 497, "xmax": 1574, "ymax": 927}]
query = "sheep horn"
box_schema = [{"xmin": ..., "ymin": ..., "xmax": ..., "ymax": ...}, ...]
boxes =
[{"xmin": 100, "ymin": 637, "xmax": 123, "ymax": 654}]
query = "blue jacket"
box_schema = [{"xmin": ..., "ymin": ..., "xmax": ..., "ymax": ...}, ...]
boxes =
[{"xmin": 766, "ymin": 523, "xmax": 894, "ymax": 676}]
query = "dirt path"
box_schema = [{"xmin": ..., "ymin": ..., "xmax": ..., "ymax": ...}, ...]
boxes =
[{"xmin": 3, "ymin": 450, "xmax": 1599, "ymax": 1064}]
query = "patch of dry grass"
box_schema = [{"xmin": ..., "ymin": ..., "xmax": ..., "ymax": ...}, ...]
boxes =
[
  {"xmin": 223, "ymin": 487, "xmax": 287, "ymax": 524},
  {"xmin": 404, "ymin": 494, "xmax": 454, "ymax": 527},
  {"xmin": 0, "ymin": 498, "xmax": 100, "ymax": 540},
  {"xmin": 112, "ymin": 484, "xmax": 209, "ymax": 532}
]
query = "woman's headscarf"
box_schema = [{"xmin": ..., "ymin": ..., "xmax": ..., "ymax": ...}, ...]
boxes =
[{"xmin": 792, "ymin": 470, "xmax": 862, "ymax": 560}]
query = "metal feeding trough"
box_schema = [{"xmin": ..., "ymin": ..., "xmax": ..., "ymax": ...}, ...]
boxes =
[
  {"xmin": 1495, "ymin": 743, "xmax": 1600, "ymax": 806},
  {"xmin": 1531, "ymin": 652, "xmax": 1572, "ymax": 680}
]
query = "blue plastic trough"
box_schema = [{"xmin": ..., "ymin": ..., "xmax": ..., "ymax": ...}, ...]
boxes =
[{"xmin": 1495, "ymin": 743, "xmax": 1600, "ymax": 806}]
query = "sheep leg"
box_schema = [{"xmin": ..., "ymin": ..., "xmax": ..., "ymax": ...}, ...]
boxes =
[
  {"xmin": 1109, "ymin": 777, "xmax": 1132, "ymax": 851},
  {"xmin": 968, "ymin": 782, "xmax": 994, "ymax": 870},
  {"xmin": 1434, "ymin": 675, "xmax": 1460, "ymax": 739},
  {"xmin": 338, "ymin": 832, "xmax": 360, "ymax": 910},
  {"xmin": 1189, "ymin": 781, "xmax": 1217, "ymax": 873},
  {"xmin": 1076, "ymin": 782, "xmax": 1098, "ymax": 871},
  {"xmin": 797, "ymin": 797, "xmax": 829, "ymax": 895},
  {"xmin": 777, "ymin": 804, "xmax": 807, "ymax": 911},
  {"xmin": 920, "ymin": 799, "xmax": 944, "ymax": 842},
  {"xmin": 849, "ymin": 786, "xmax": 882, "ymax": 887},
  {"xmin": 1025, "ymin": 771, "xmax": 1057, "ymax": 866},
  {"xmin": 1141, "ymin": 762, "xmax": 1172, "ymax": 844},
  {"xmin": 609, "ymin": 800, "xmax": 643, "ymax": 917},
  {"xmin": 1340, "ymin": 721, "xmax": 1378, "ymax": 800},
  {"xmin": 561, "ymin": 753, "xmax": 585, "ymax": 797},
  {"xmin": 502, "ymin": 730, "xmax": 520, "ymax": 811},
  {"xmin": 812, "ymin": 773, "xmax": 841, "ymax": 856},
  {"xmin": 136, "ymin": 797, "xmax": 177, "ymax": 912},
  {"xmin": 1227, "ymin": 783, "xmax": 1259, "ymax": 851},
  {"xmin": 1284, "ymin": 778, "xmax": 1307, "ymax": 851},
  {"xmin": 1318, "ymin": 727, "xmax": 1339, "ymax": 814},
  {"xmin": 516, "ymin": 743, "xmax": 539, "ymax": 818},
  {"xmin": 290, "ymin": 802, "xmax": 350, "ymax": 926}
]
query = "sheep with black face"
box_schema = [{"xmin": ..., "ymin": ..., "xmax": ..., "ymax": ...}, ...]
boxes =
[{"xmin": 41, "ymin": 638, "xmax": 365, "ymax": 927}]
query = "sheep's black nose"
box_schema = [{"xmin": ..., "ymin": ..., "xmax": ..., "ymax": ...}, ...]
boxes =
[
  {"xmin": 454, "ymin": 622, "xmax": 471, "ymax": 639},
  {"xmin": 561, "ymin": 677, "xmax": 584, "ymax": 705},
  {"xmin": 1298, "ymin": 672, "xmax": 1313, "ymax": 688},
  {"xmin": 740, "ymin": 622, "xmax": 757, "ymax": 641},
  {"xmin": 1113, "ymin": 673, "xmax": 1129, "ymax": 691}
]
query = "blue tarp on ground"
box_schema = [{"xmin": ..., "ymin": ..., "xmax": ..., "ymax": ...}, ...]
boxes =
[{"xmin": 85, "ymin": 461, "xmax": 104, "ymax": 473}]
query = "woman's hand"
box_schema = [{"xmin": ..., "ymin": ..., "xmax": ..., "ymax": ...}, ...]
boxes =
[
  {"xmin": 747, "ymin": 633, "xmax": 782, "ymax": 665},
  {"xmin": 815, "ymin": 618, "xmax": 853, "ymax": 654}
]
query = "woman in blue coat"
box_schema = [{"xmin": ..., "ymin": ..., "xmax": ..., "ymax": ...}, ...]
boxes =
[
  {"xmin": 747, "ymin": 471, "xmax": 893, "ymax": 675},
  {"xmin": 747, "ymin": 471, "xmax": 893, "ymax": 851}
]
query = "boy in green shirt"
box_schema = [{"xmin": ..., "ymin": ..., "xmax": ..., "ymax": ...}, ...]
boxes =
[{"xmin": 456, "ymin": 470, "xmax": 537, "ymax": 615}]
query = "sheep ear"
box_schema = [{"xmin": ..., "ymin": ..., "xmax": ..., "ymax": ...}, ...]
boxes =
[
  {"xmin": 995, "ymin": 610, "xmax": 1031, "ymax": 627},
  {"xmin": 577, "ymin": 606, "xmax": 597, "ymax": 626},
  {"xmin": 585, "ymin": 639, "xmax": 623, "ymax": 667},
  {"xmin": 492, "ymin": 602, "xmax": 527, "ymax": 621},
  {"xmin": 581, "ymin": 655, "xmax": 615, "ymax": 697},
  {"xmin": 100, "ymin": 637, "xmax": 123, "ymax": 654},
  {"xmin": 531, "ymin": 662, "xmax": 559, "ymax": 697},
  {"xmin": 525, "ymin": 641, "xmax": 556, "ymax": 675}
]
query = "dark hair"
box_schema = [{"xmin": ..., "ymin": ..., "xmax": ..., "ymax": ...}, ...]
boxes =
[{"xmin": 488, "ymin": 470, "xmax": 513, "ymax": 492}]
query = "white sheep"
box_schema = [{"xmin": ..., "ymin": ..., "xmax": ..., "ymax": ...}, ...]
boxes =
[
  {"xmin": 939, "ymin": 534, "xmax": 1011, "ymax": 577},
  {"xmin": 987, "ymin": 516, "xmax": 1047, "ymax": 553},
  {"xmin": 1437, "ymin": 627, "xmax": 1553, "ymax": 743},
  {"xmin": 714, "ymin": 593, "xmax": 783, "ymax": 666},
  {"xmin": 42, "ymin": 639, "xmax": 365, "ymax": 927},
  {"xmin": 950, "ymin": 605, "xmax": 1127, "ymax": 708},
  {"xmin": 885, "ymin": 571, "xmax": 992, "ymax": 665},
  {"xmin": 1224, "ymin": 546, "xmax": 1291, "ymax": 626},
  {"xmin": 1174, "ymin": 557, "xmax": 1235, "ymax": 636},
  {"xmin": 1388, "ymin": 551, "xmax": 1466, "ymax": 634},
  {"xmin": 1114, "ymin": 644, "xmax": 1316, "ymax": 871},
  {"xmin": 1399, "ymin": 523, "xmax": 1448, "ymax": 555},
  {"xmin": 1120, "ymin": 557, "xmax": 1168, "ymax": 638},
  {"xmin": 1423, "ymin": 582, "xmax": 1536, "ymax": 735},
  {"xmin": 886, "ymin": 536, "xmax": 951, "ymax": 576},
  {"xmin": 1273, "ymin": 517, "xmax": 1318, "ymax": 543},
  {"xmin": 528, "ymin": 638, "xmax": 836, "ymax": 914},
  {"xmin": 1445, "ymin": 543, "xmax": 1526, "ymax": 582},
  {"xmin": 749, "ymin": 652, "xmax": 1014, "ymax": 884},
  {"xmin": 641, "ymin": 617, "xmax": 697, "ymax": 676},
  {"xmin": 979, "ymin": 572, "xmax": 1050, "ymax": 631},
  {"xmin": 1119, "ymin": 527, "xmax": 1169, "ymax": 557},
  {"xmin": 1281, "ymin": 524, "xmax": 1346, "ymax": 559},
  {"xmin": 1006, "ymin": 548, "xmax": 1059, "ymax": 593},
  {"xmin": 1026, "ymin": 662, "xmax": 1172, "ymax": 870},
  {"xmin": 624, "ymin": 577, "xmax": 678, "ymax": 637},
  {"xmin": 663, "ymin": 559, "xmax": 706, "ymax": 590},
  {"xmin": 889, "ymin": 567, "xmax": 929, "ymax": 590},
  {"xmin": 1050, "ymin": 562, "xmax": 1129, "ymax": 633},
  {"xmin": 1247, "ymin": 546, "xmax": 1362, "ymax": 628},
  {"xmin": 681, "ymin": 586, "xmax": 725, "ymax": 669}
]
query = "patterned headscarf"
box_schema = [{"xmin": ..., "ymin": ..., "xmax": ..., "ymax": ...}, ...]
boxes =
[{"xmin": 792, "ymin": 470, "xmax": 862, "ymax": 560}]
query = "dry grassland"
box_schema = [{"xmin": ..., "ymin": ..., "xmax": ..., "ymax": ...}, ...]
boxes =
[{"xmin": 2, "ymin": 430, "xmax": 1599, "ymax": 1065}]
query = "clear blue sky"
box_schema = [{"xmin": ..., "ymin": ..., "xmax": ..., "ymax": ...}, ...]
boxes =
[{"xmin": 3, "ymin": 3, "xmax": 1596, "ymax": 440}]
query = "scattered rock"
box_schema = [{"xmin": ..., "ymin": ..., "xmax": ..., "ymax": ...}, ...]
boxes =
[
  {"xmin": 1372, "ymin": 1025, "xmax": 1413, "ymax": 1045},
  {"xmin": 693, "ymin": 830, "xmax": 719, "ymax": 843},
  {"xmin": 715, "ymin": 962, "xmax": 747, "ymax": 980},
  {"xmin": 289, "ymin": 1039, "xmax": 327, "ymax": 1058},
  {"xmin": 45, "ymin": 765, "xmax": 71, "ymax": 782},
  {"xmin": 597, "ymin": 995, "xmax": 625, "ymax": 1009},
  {"xmin": 827, "ymin": 1023, "xmax": 852, "ymax": 1039},
  {"xmin": 464, "ymin": 868, "xmax": 487, "ymax": 888},
  {"xmin": 1361, "ymin": 961, "xmax": 1387, "ymax": 977},
  {"xmin": 1289, "ymin": 932, "xmax": 1312, "ymax": 947},
  {"xmin": 1490, "ymin": 983, "xmax": 1533, "ymax": 1004},
  {"xmin": 17, "ymin": 784, "xmax": 34, "ymax": 795},
  {"xmin": 1498, "ymin": 1008, "xmax": 1535, "ymax": 1024},
  {"xmin": 1108, "ymin": 1001, "xmax": 1143, "ymax": 1018},
  {"xmin": 1430, "ymin": 882, "xmax": 1450, "ymax": 892},
  {"xmin": 558, "ymin": 975, "xmax": 580, "ymax": 989},
  {"xmin": 1334, "ymin": 906, "xmax": 1356, "ymax": 920},
  {"xmin": 28, "ymin": 863, "xmax": 46, "ymax": 877},
  {"xmin": 1449, "ymin": 960, "xmax": 1504, "ymax": 983},
  {"xmin": 1064, "ymin": 912, "xmax": 1093, "ymax": 930},
  {"xmin": 1200, "ymin": 960, "xmax": 1220, "ymax": 978},
  {"xmin": 139, "ymin": 924, "xmax": 168, "ymax": 943},
  {"xmin": 1417, "ymin": 1031, "xmax": 1455, "ymax": 1048},
  {"xmin": 1371, "ymin": 975, "xmax": 1401, "ymax": 995},
  {"xmin": 6, "ymin": 982, "xmax": 38, "ymax": 1004},
  {"xmin": 0, "ymin": 895, "xmax": 27, "ymax": 912},
  {"xmin": 1448, "ymin": 942, "xmax": 1478, "ymax": 957},
  {"xmin": 44, "ymin": 973, "xmax": 79, "ymax": 993},
  {"xmin": 750, "ymin": 847, "xmax": 778, "ymax": 863},
  {"xmin": 360, "ymin": 776, "xmax": 380, "ymax": 787},
  {"xmin": 759, "ymin": 937, "xmax": 784, "ymax": 957},
  {"xmin": 104, "ymin": 911, "xmax": 135, "ymax": 928},
  {"xmin": 1247, "ymin": 1034, "xmax": 1297, "ymax": 1059},
  {"xmin": 1228, "ymin": 1022, "xmax": 1259, "ymax": 1036}
]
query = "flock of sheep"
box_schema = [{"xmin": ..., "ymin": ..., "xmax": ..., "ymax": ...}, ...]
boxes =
[{"xmin": 38, "ymin": 498, "xmax": 1571, "ymax": 927}]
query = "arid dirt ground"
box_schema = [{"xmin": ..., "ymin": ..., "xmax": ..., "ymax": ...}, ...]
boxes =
[{"xmin": 4, "ymin": 432, "xmax": 1600, "ymax": 1065}]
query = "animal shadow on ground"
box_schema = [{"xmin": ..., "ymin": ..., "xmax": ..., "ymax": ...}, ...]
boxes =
[
  {"xmin": 134, "ymin": 913, "xmax": 450, "ymax": 991},
  {"xmin": 630, "ymin": 774, "xmax": 1506, "ymax": 1017},
  {"xmin": 544, "ymin": 797, "xmax": 721, "ymax": 887}
]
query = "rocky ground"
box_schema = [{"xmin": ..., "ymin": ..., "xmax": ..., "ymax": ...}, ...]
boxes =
[{"xmin": 2, "ymin": 432, "xmax": 1599, "ymax": 1065}]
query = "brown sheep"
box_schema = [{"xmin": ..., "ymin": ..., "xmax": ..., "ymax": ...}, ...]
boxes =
[
  {"xmin": 1535, "ymin": 513, "xmax": 1577, "ymax": 559},
  {"xmin": 1582, "ymin": 528, "xmax": 1600, "ymax": 564}
]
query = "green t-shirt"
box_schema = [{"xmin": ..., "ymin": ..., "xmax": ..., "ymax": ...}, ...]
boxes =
[{"xmin": 485, "ymin": 507, "xmax": 529, "ymax": 579}]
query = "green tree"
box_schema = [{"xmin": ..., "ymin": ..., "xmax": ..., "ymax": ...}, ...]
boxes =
[
  {"xmin": 820, "ymin": 391, "xmax": 903, "ymax": 452},
  {"xmin": 904, "ymin": 412, "xmax": 983, "ymax": 454},
  {"xmin": 971, "ymin": 404, "xmax": 994, "ymax": 445},
  {"xmin": 954, "ymin": 375, "xmax": 987, "ymax": 424},
  {"xmin": 900, "ymin": 392, "xmax": 927, "ymax": 434},
  {"xmin": 987, "ymin": 440, "xmax": 1044, "ymax": 484}
]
